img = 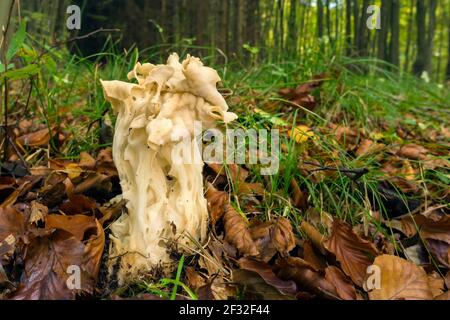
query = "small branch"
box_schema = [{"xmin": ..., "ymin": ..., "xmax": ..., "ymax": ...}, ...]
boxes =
[
  {"xmin": 3, "ymin": 78, "xmax": 8, "ymax": 161},
  {"xmin": 36, "ymin": 28, "xmax": 121, "ymax": 62},
  {"xmin": 303, "ymin": 161, "xmax": 369, "ymax": 180}
]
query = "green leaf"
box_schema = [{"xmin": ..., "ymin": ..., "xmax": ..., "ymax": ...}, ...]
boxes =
[
  {"xmin": 0, "ymin": 64, "xmax": 40, "ymax": 82},
  {"xmin": 6, "ymin": 20, "xmax": 27, "ymax": 61},
  {"xmin": 0, "ymin": 63, "xmax": 15, "ymax": 73}
]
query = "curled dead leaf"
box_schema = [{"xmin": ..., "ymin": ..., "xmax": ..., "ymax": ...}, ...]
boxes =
[
  {"xmin": 29, "ymin": 201, "xmax": 48, "ymax": 224},
  {"xmin": 300, "ymin": 220, "xmax": 326, "ymax": 255},
  {"xmin": 205, "ymin": 183, "xmax": 229, "ymax": 227},
  {"xmin": 223, "ymin": 204, "xmax": 258, "ymax": 256},
  {"xmin": 234, "ymin": 257, "xmax": 297, "ymax": 299},
  {"xmin": 250, "ymin": 217, "xmax": 296, "ymax": 262},
  {"xmin": 276, "ymin": 256, "xmax": 339, "ymax": 299}
]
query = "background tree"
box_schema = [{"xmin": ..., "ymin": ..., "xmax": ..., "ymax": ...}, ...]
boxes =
[
  {"xmin": 413, "ymin": 0, "xmax": 438, "ymax": 76},
  {"xmin": 16, "ymin": 0, "xmax": 450, "ymax": 83}
]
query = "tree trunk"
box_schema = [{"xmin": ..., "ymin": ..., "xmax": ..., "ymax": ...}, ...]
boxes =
[
  {"xmin": 317, "ymin": 0, "xmax": 324, "ymax": 38},
  {"xmin": 446, "ymin": 12, "xmax": 450, "ymax": 81},
  {"xmin": 236, "ymin": 0, "xmax": 245, "ymax": 57},
  {"xmin": 389, "ymin": 0, "xmax": 400, "ymax": 67},
  {"xmin": 425, "ymin": 0, "xmax": 438, "ymax": 74},
  {"xmin": 413, "ymin": 0, "xmax": 427, "ymax": 75},
  {"xmin": 287, "ymin": 0, "xmax": 297, "ymax": 57},
  {"xmin": 403, "ymin": 0, "xmax": 415, "ymax": 72},
  {"xmin": 355, "ymin": 0, "xmax": 370, "ymax": 56},
  {"xmin": 345, "ymin": 0, "xmax": 352, "ymax": 55},
  {"xmin": 413, "ymin": 0, "xmax": 437, "ymax": 76},
  {"xmin": 325, "ymin": 0, "xmax": 331, "ymax": 40}
]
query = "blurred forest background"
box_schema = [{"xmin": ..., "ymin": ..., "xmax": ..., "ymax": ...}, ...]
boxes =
[
  {"xmin": 1, "ymin": 0, "xmax": 450, "ymax": 301},
  {"xmin": 11, "ymin": 0, "xmax": 450, "ymax": 83}
]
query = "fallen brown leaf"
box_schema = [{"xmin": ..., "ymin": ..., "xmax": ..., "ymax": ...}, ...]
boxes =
[
  {"xmin": 10, "ymin": 230, "xmax": 97, "ymax": 299},
  {"xmin": 46, "ymin": 214, "xmax": 97, "ymax": 241},
  {"xmin": 205, "ymin": 183, "xmax": 229, "ymax": 227},
  {"xmin": 397, "ymin": 143, "xmax": 428, "ymax": 160},
  {"xmin": 16, "ymin": 128, "xmax": 53, "ymax": 147},
  {"xmin": 223, "ymin": 204, "xmax": 258, "ymax": 256},
  {"xmin": 428, "ymin": 272, "xmax": 445, "ymax": 298},
  {"xmin": 29, "ymin": 201, "xmax": 48, "ymax": 224},
  {"xmin": 0, "ymin": 207, "xmax": 25, "ymax": 242},
  {"xmin": 325, "ymin": 219, "xmax": 379, "ymax": 287},
  {"xmin": 368, "ymin": 255, "xmax": 433, "ymax": 300},
  {"xmin": 300, "ymin": 220, "xmax": 326, "ymax": 255},
  {"xmin": 237, "ymin": 257, "xmax": 297, "ymax": 298},
  {"xmin": 324, "ymin": 266, "xmax": 357, "ymax": 300},
  {"xmin": 59, "ymin": 194, "xmax": 98, "ymax": 216},
  {"xmin": 276, "ymin": 256, "xmax": 338, "ymax": 299},
  {"xmin": 250, "ymin": 217, "xmax": 296, "ymax": 262}
]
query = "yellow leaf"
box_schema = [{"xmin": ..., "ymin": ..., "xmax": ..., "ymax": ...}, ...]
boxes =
[
  {"xmin": 65, "ymin": 163, "xmax": 83, "ymax": 180},
  {"xmin": 290, "ymin": 125, "xmax": 314, "ymax": 143}
]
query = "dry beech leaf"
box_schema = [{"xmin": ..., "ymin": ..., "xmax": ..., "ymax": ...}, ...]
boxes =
[
  {"xmin": 434, "ymin": 291, "xmax": 450, "ymax": 300},
  {"xmin": 0, "ymin": 207, "xmax": 25, "ymax": 242},
  {"xmin": 355, "ymin": 139, "xmax": 374, "ymax": 156},
  {"xmin": 95, "ymin": 147, "xmax": 118, "ymax": 177},
  {"xmin": 325, "ymin": 219, "xmax": 378, "ymax": 287},
  {"xmin": 39, "ymin": 180, "xmax": 66, "ymax": 208},
  {"xmin": 16, "ymin": 128, "xmax": 52, "ymax": 147},
  {"xmin": 208, "ymin": 163, "xmax": 248, "ymax": 182},
  {"xmin": 445, "ymin": 271, "xmax": 450, "ymax": 289},
  {"xmin": 400, "ymin": 215, "xmax": 450, "ymax": 243},
  {"xmin": 237, "ymin": 182, "xmax": 265, "ymax": 196},
  {"xmin": 232, "ymin": 269, "xmax": 296, "ymax": 300},
  {"xmin": 10, "ymin": 231, "xmax": 91, "ymax": 299},
  {"xmin": 207, "ymin": 163, "xmax": 264, "ymax": 195},
  {"xmin": 427, "ymin": 272, "xmax": 445, "ymax": 298},
  {"xmin": 29, "ymin": 201, "xmax": 48, "ymax": 224},
  {"xmin": 11, "ymin": 216, "xmax": 104, "ymax": 299},
  {"xmin": 209, "ymin": 276, "xmax": 237, "ymax": 300},
  {"xmin": 276, "ymin": 256, "xmax": 338, "ymax": 299},
  {"xmin": 290, "ymin": 178, "xmax": 307, "ymax": 210},
  {"xmin": 185, "ymin": 266, "xmax": 206, "ymax": 291},
  {"xmin": 82, "ymin": 220, "xmax": 105, "ymax": 279},
  {"xmin": 238, "ymin": 257, "xmax": 297, "ymax": 297},
  {"xmin": 368, "ymin": 255, "xmax": 433, "ymax": 300},
  {"xmin": 324, "ymin": 266, "xmax": 357, "ymax": 300},
  {"xmin": 400, "ymin": 215, "xmax": 450, "ymax": 267},
  {"xmin": 396, "ymin": 144, "xmax": 428, "ymax": 160},
  {"xmin": 46, "ymin": 214, "xmax": 98, "ymax": 242},
  {"xmin": 300, "ymin": 220, "xmax": 326, "ymax": 254},
  {"xmin": 79, "ymin": 152, "xmax": 96, "ymax": 169},
  {"xmin": 250, "ymin": 217, "xmax": 295, "ymax": 262},
  {"xmin": 426, "ymin": 239, "xmax": 450, "ymax": 267},
  {"xmin": 0, "ymin": 234, "xmax": 16, "ymax": 260},
  {"xmin": 59, "ymin": 194, "xmax": 98, "ymax": 216},
  {"xmin": 223, "ymin": 204, "xmax": 258, "ymax": 256},
  {"xmin": 205, "ymin": 183, "xmax": 229, "ymax": 227},
  {"xmin": 303, "ymin": 241, "xmax": 327, "ymax": 271}
]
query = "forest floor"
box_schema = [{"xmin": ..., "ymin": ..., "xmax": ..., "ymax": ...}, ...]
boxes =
[{"xmin": 0, "ymin": 47, "xmax": 449, "ymax": 300}]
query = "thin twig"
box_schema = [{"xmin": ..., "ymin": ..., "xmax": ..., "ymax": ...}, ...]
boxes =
[
  {"xmin": 303, "ymin": 161, "xmax": 369, "ymax": 180},
  {"xmin": 35, "ymin": 28, "xmax": 121, "ymax": 62},
  {"xmin": 1, "ymin": 0, "xmax": 16, "ymax": 162},
  {"xmin": 3, "ymin": 78, "xmax": 8, "ymax": 161}
]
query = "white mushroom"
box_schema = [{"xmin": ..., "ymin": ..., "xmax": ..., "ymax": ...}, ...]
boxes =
[{"xmin": 101, "ymin": 53, "xmax": 236, "ymax": 283}]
